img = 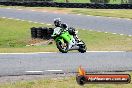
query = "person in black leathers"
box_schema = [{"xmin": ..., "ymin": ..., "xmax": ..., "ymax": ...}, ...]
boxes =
[{"xmin": 53, "ymin": 18, "xmax": 80, "ymax": 42}]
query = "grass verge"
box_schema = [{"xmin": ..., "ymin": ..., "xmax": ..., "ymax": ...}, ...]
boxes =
[
  {"xmin": 0, "ymin": 17, "xmax": 132, "ymax": 52},
  {"xmin": 1, "ymin": 6, "xmax": 132, "ymax": 19},
  {"xmin": 0, "ymin": 73, "xmax": 132, "ymax": 88},
  {"xmin": 71, "ymin": 9, "xmax": 132, "ymax": 19}
]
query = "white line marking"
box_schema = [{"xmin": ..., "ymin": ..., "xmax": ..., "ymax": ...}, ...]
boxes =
[
  {"xmin": 120, "ymin": 34, "xmax": 124, "ymax": 36},
  {"xmin": 45, "ymin": 70, "xmax": 63, "ymax": 72},
  {"xmin": 89, "ymin": 30, "xmax": 93, "ymax": 31},
  {"xmin": 1, "ymin": 17, "xmax": 130, "ymax": 38},
  {"xmin": 87, "ymin": 15, "xmax": 91, "ymax": 16},
  {"xmin": 126, "ymin": 19, "xmax": 131, "ymax": 20},
  {"xmin": 108, "ymin": 17, "xmax": 112, "ymax": 18},
  {"xmin": 34, "ymin": 22, "xmax": 39, "ymax": 24},
  {"xmin": 28, "ymin": 21, "xmax": 33, "ymax": 23},
  {"xmin": 25, "ymin": 71, "xmax": 43, "ymax": 73},
  {"xmin": 6, "ymin": 8, "xmax": 11, "ymax": 9},
  {"xmin": 105, "ymin": 32, "xmax": 108, "ymax": 33},
  {"xmin": 97, "ymin": 31, "xmax": 101, "ymax": 32},
  {"xmin": 84, "ymin": 13, "xmax": 132, "ymax": 20},
  {"xmin": 7, "ymin": 18, "xmax": 13, "ymax": 19},
  {"xmin": 40, "ymin": 23, "xmax": 44, "ymax": 24},
  {"xmin": 117, "ymin": 18, "xmax": 121, "ymax": 19},
  {"xmin": 21, "ymin": 20, "xmax": 25, "ymax": 21},
  {"xmin": 0, "ymin": 51, "xmax": 126, "ymax": 55},
  {"xmin": 2, "ymin": 17, "xmax": 6, "ymax": 19},
  {"xmin": 112, "ymin": 33, "xmax": 117, "ymax": 35},
  {"xmin": 46, "ymin": 24, "xmax": 52, "ymax": 26},
  {"xmin": 15, "ymin": 19, "xmax": 20, "ymax": 21},
  {"xmin": 31, "ymin": 10, "xmax": 35, "ymax": 11},
  {"xmin": 17, "ymin": 9, "xmax": 22, "ymax": 10},
  {"xmin": 77, "ymin": 14, "xmax": 81, "ymax": 15}
]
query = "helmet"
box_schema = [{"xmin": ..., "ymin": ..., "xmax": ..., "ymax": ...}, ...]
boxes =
[
  {"xmin": 61, "ymin": 23, "xmax": 68, "ymax": 29},
  {"xmin": 54, "ymin": 18, "xmax": 61, "ymax": 27}
]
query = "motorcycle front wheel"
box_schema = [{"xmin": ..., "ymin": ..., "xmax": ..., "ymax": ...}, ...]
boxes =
[{"xmin": 56, "ymin": 40, "xmax": 69, "ymax": 53}]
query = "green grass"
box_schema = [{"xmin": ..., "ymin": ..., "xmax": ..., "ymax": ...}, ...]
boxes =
[
  {"xmin": 0, "ymin": 18, "xmax": 132, "ymax": 52},
  {"xmin": 0, "ymin": 46, "xmax": 58, "ymax": 53},
  {"xmin": 71, "ymin": 9, "xmax": 132, "ymax": 19},
  {"xmin": 0, "ymin": 73, "xmax": 132, "ymax": 88},
  {"xmin": 78, "ymin": 29, "xmax": 132, "ymax": 51},
  {"xmin": 0, "ymin": 18, "xmax": 42, "ymax": 48},
  {"xmin": 39, "ymin": 7, "xmax": 132, "ymax": 19}
]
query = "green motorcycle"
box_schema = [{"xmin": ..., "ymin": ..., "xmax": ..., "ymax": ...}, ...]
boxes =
[{"xmin": 52, "ymin": 27, "xmax": 87, "ymax": 53}]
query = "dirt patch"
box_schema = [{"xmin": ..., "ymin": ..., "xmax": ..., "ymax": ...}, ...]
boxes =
[
  {"xmin": 27, "ymin": 39, "xmax": 54, "ymax": 46},
  {"xmin": 28, "ymin": 39, "xmax": 46, "ymax": 44}
]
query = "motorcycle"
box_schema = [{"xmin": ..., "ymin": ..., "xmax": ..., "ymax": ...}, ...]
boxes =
[{"xmin": 52, "ymin": 26, "xmax": 87, "ymax": 53}]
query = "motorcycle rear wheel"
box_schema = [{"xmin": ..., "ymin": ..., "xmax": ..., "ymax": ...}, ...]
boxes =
[{"xmin": 78, "ymin": 41, "xmax": 87, "ymax": 53}]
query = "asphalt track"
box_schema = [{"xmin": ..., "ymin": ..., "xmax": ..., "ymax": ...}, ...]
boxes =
[
  {"xmin": 0, "ymin": 52, "xmax": 132, "ymax": 76},
  {"xmin": 0, "ymin": 8, "xmax": 132, "ymax": 76},
  {"xmin": 0, "ymin": 8, "xmax": 132, "ymax": 35}
]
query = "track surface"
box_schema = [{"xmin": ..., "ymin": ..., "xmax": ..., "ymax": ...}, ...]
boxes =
[
  {"xmin": 0, "ymin": 52, "xmax": 132, "ymax": 76},
  {"xmin": 0, "ymin": 8, "xmax": 132, "ymax": 35},
  {"xmin": 0, "ymin": 8, "xmax": 132, "ymax": 76}
]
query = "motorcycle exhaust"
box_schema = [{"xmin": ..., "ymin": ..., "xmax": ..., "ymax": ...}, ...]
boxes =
[{"xmin": 69, "ymin": 45, "xmax": 79, "ymax": 50}]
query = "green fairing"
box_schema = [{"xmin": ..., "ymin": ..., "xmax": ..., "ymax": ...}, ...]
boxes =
[{"xmin": 55, "ymin": 31, "xmax": 73, "ymax": 43}]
